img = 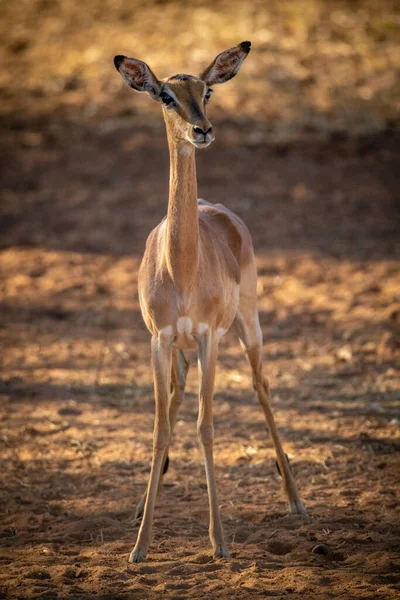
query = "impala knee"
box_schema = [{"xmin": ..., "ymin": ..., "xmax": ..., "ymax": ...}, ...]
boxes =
[
  {"xmin": 170, "ymin": 380, "xmax": 184, "ymax": 400},
  {"xmin": 252, "ymin": 369, "xmax": 268, "ymax": 390},
  {"xmin": 261, "ymin": 375, "xmax": 270, "ymax": 393},
  {"xmin": 254, "ymin": 373, "xmax": 271, "ymax": 404},
  {"xmin": 197, "ymin": 423, "xmax": 214, "ymax": 446},
  {"xmin": 153, "ymin": 425, "xmax": 170, "ymax": 451}
]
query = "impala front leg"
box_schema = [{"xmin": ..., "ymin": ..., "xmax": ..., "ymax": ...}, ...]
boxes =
[
  {"xmin": 135, "ymin": 349, "xmax": 189, "ymax": 521},
  {"xmin": 197, "ymin": 331, "xmax": 230, "ymax": 559},
  {"xmin": 130, "ymin": 332, "xmax": 172, "ymax": 563}
]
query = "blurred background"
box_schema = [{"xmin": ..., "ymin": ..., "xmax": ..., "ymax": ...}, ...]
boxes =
[
  {"xmin": 1, "ymin": 2, "xmax": 399, "ymax": 599},
  {"xmin": 1, "ymin": 0, "xmax": 399, "ymax": 138}
]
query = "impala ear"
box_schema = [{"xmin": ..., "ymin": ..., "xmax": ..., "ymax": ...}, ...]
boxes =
[
  {"xmin": 114, "ymin": 55, "xmax": 162, "ymax": 99},
  {"xmin": 200, "ymin": 41, "xmax": 251, "ymax": 86}
]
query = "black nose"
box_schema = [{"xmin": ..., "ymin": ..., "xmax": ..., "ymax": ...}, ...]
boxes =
[{"xmin": 193, "ymin": 125, "xmax": 213, "ymax": 136}]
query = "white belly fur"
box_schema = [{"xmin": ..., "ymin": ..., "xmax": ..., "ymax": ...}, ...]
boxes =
[
  {"xmin": 159, "ymin": 318, "xmax": 228, "ymax": 349},
  {"xmin": 175, "ymin": 316, "xmax": 194, "ymax": 347}
]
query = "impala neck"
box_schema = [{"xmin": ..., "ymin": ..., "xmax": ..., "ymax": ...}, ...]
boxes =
[{"xmin": 164, "ymin": 132, "xmax": 199, "ymax": 294}]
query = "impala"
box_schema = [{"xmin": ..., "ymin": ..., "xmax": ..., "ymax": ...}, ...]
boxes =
[{"xmin": 114, "ymin": 41, "xmax": 306, "ymax": 563}]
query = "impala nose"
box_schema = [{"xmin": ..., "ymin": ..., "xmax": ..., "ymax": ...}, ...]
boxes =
[{"xmin": 193, "ymin": 125, "xmax": 213, "ymax": 136}]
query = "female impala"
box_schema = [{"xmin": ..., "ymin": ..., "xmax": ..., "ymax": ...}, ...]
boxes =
[{"xmin": 114, "ymin": 41, "xmax": 306, "ymax": 563}]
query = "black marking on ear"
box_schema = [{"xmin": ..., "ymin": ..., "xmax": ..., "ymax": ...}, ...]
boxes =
[
  {"xmin": 163, "ymin": 455, "xmax": 170, "ymax": 475},
  {"xmin": 240, "ymin": 41, "xmax": 251, "ymax": 54},
  {"xmin": 169, "ymin": 74, "xmax": 194, "ymax": 81},
  {"xmin": 114, "ymin": 55, "xmax": 125, "ymax": 70}
]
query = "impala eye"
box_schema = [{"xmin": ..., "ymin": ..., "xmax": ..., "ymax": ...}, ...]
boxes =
[
  {"xmin": 205, "ymin": 88, "xmax": 213, "ymax": 102},
  {"xmin": 160, "ymin": 91, "xmax": 174, "ymax": 106}
]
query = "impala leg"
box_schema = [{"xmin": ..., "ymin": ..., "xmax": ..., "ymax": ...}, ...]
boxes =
[
  {"xmin": 197, "ymin": 332, "xmax": 230, "ymax": 559},
  {"xmin": 135, "ymin": 349, "xmax": 189, "ymax": 520},
  {"xmin": 130, "ymin": 334, "xmax": 172, "ymax": 563},
  {"xmin": 160, "ymin": 349, "xmax": 189, "ymax": 486},
  {"xmin": 233, "ymin": 309, "xmax": 306, "ymax": 515}
]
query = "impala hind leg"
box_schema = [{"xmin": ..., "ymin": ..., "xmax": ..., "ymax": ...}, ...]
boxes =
[
  {"xmin": 130, "ymin": 334, "xmax": 173, "ymax": 563},
  {"xmin": 232, "ymin": 309, "xmax": 306, "ymax": 515},
  {"xmin": 198, "ymin": 332, "xmax": 230, "ymax": 559},
  {"xmin": 135, "ymin": 349, "xmax": 189, "ymax": 521}
]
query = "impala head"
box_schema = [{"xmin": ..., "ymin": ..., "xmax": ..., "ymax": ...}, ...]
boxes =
[{"xmin": 114, "ymin": 41, "xmax": 251, "ymax": 149}]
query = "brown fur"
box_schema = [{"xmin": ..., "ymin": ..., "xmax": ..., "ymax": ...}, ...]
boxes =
[
  {"xmin": 138, "ymin": 143, "xmax": 244, "ymax": 335},
  {"xmin": 114, "ymin": 42, "xmax": 306, "ymax": 564}
]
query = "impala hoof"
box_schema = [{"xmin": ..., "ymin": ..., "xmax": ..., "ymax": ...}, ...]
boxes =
[
  {"xmin": 214, "ymin": 545, "xmax": 231, "ymax": 559},
  {"xmin": 129, "ymin": 547, "xmax": 147, "ymax": 563},
  {"xmin": 290, "ymin": 500, "xmax": 307, "ymax": 516}
]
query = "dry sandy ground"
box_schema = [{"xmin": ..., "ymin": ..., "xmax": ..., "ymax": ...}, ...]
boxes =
[
  {"xmin": 1, "ymin": 0, "xmax": 400, "ymax": 598},
  {"xmin": 1, "ymin": 118, "xmax": 399, "ymax": 599}
]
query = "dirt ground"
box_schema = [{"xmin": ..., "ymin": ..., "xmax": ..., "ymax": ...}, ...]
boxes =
[{"xmin": 1, "ymin": 1, "xmax": 400, "ymax": 599}]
